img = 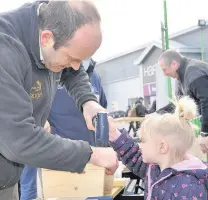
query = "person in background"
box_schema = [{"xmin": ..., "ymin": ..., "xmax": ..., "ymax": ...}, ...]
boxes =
[
  {"xmin": 125, "ymin": 105, "xmax": 131, "ymax": 117},
  {"xmin": 20, "ymin": 59, "xmax": 108, "ymax": 200},
  {"xmin": 49, "ymin": 58, "xmax": 108, "ymax": 143},
  {"xmin": 135, "ymin": 97, "xmax": 148, "ymax": 117},
  {"xmin": 133, "ymin": 97, "xmax": 148, "ymax": 136},
  {"xmin": 158, "ymin": 50, "xmax": 208, "ymax": 153},
  {"xmin": 127, "ymin": 106, "xmax": 137, "ymax": 135},
  {"xmin": 148, "ymin": 100, "xmax": 156, "ymax": 114}
]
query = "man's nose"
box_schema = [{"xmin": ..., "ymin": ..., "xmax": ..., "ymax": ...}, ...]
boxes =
[{"xmin": 70, "ymin": 62, "xmax": 81, "ymax": 71}]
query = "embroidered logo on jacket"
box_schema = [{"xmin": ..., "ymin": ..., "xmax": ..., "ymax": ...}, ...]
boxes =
[{"xmin": 30, "ymin": 80, "xmax": 42, "ymax": 99}]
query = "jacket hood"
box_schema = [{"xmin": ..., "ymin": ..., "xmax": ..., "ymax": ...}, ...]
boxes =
[{"xmin": 171, "ymin": 156, "xmax": 208, "ymax": 190}]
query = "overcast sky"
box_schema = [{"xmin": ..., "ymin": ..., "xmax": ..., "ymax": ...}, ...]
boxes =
[{"xmin": 1, "ymin": 0, "xmax": 208, "ymax": 61}]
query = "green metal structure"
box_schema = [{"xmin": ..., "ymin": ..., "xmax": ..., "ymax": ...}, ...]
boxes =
[
  {"xmin": 163, "ymin": 0, "xmax": 172, "ymax": 99},
  {"xmin": 200, "ymin": 29, "xmax": 204, "ymax": 61}
]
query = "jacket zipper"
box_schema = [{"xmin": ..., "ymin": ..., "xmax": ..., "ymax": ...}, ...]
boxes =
[{"xmin": 147, "ymin": 170, "xmax": 173, "ymax": 200}]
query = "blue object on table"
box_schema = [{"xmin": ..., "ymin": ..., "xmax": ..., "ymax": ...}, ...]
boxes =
[{"xmin": 92, "ymin": 112, "xmax": 109, "ymax": 147}]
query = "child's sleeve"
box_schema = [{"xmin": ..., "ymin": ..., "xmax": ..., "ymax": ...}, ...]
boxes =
[{"xmin": 110, "ymin": 129, "xmax": 148, "ymax": 179}]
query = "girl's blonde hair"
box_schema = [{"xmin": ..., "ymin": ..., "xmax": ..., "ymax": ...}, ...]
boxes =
[{"xmin": 140, "ymin": 96, "xmax": 197, "ymax": 154}]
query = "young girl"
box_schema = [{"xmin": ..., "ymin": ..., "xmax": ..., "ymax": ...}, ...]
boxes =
[{"xmin": 109, "ymin": 96, "xmax": 208, "ymax": 200}]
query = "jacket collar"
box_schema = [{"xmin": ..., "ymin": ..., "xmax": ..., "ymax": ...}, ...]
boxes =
[
  {"xmin": 86, "ymin": 59, "xmax": 96, "ymax": 77},
  {"xmin": 176, "ymin": 57, "xmax": 188, "ymax": 85},
  {"xmin": 15, "ymin": 1, "xmax": 49, "ymax": 70},
  {"xmin": 29, "ymin": 1, "xmax": 49, "ymax": 69}
]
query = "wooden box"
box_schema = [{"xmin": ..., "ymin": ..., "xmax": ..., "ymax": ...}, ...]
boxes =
[{"xmin": 39, "ymin": 164, "xmax": 114, "ymax": 199}]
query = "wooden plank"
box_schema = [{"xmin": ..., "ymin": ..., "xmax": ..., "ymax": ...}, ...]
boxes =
[
  {"xmin": 110, "ymin": 186, "xmax": 124, "ymax": 198},
  {"xmin": 112, "ymin": 178, "xmax": 127, "ymax": 187},
  {"xmin": 41, "ymin": 164, "xmax": 105, "ymax": 199},
  {"xmin": 39, "ymin": 178, "xmax": 127, "ymax": 200},
  {"xmin": 105, "ymin": 178, "xmax": 127, "ymax": 198},
  {"xmin": 104, "ymin": 174, "xmax": 114, "ymax": 194}
]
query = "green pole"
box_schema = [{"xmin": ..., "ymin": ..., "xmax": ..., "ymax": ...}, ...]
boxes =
[
  {"xmin": 200, "ymin": 28, "xmax": 204, "ymax": 61},
  {"xmin": 163, "ymin": 0, "xmax": 172, "ymax": 99},
  {"xmin": 161, "ymin": 22, "xmax": 165, "ymax": 51},
  {"xmin": 164, "ymin": 0, "xmax": 169, "ymax": 50}
]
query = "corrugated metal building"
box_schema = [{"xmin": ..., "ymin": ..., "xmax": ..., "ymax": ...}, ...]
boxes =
[{"xmin": 96, "ymin": 25, "xmax": 208, "ymax": 111}]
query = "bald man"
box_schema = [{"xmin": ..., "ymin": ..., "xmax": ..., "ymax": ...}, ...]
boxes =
[{"xmin": 0, "ymin": 1, "xmax": 118, "ymax": 199}]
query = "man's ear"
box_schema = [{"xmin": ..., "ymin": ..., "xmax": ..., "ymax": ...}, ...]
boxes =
[
  {"xmin": 172, "ymin": 60, "xmax": 180, "ymax": 69},
  {"xmin": 40, "ymin": 30, "xmax": 55, "ymax": 48}
]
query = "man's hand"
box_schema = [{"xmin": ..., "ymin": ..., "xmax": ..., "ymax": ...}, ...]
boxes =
[
  {"xmin": 44, "ymin": 120, "xmax": 51, "ymax": 133},
  {"xmin": 199, "ymin": 136, "xmax": 208, "ymax": 154},
  {"xmin": 89, "ymin": 147, "xmax": 118, "ymax": 175},
  {"xmin": 83, "ymin": 101, "xmax": 106, "ymax": 130},
  {"xmin": 108, "ymin": 117, "xmax": 121, "ymax": 142}
]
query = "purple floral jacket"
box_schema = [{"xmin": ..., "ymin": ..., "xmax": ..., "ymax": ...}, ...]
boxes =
[{"xmin": 110, "ymin": 130, "xmax": 208, "ymax": 200}]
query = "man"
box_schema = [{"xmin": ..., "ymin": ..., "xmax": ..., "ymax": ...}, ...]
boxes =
[
  {"xmin": 158, "ymin": 49, "xmax": 208, "ymax": 154},
  {"xmin": 132, "ymin": 98, "xmax": 148, "ymax": 137},
  {"xmin": 20, "ymin": 59, "xmax": 108, "ymax": 200},
  {"xmin": 135, "ymin": 97, "xmax": 148, "ymax": 117},
  {"xmin": 0, "ymin": 1, "xmax": 118, "ymax": 199}
]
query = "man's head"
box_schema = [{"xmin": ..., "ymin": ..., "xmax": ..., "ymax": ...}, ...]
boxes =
[
  {"xmin": 138, "ymin": 97, "xmax": 144, "ymax": 104},
  {"xmin": 39, "ymin": 1, "xmax": 102, "ymax": 72},
  {"xmin": 158, "ymin": 50, "xmax": 183, "ymax": 79}
]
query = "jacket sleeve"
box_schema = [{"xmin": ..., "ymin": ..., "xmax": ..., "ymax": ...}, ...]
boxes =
[
  {"xmin": 156, "ymin": 102, "xmax": 176, "ymax": 114},
  {"xmin": 189, "ymin": 76, "xmax": 208, "ymax": 132},
  {"xmin": 110, "ymin": 129, "xmax": 148, "ymax": 179},
  {"xmin": 60, "ymin": 67, "xmax": 98, "ymax": 110},
  {"xmin": 0, "ymin": 36, "xmax": 92, "ymax": 173},
  {"xmin": 99, "ymin": 85, "xmax": 107, "ymax": 109}
]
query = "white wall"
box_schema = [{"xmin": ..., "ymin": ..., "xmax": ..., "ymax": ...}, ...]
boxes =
[
  {"xmin": 104, "ymin": 76, "xmax": 142, "ymax": 111},
  {"xmin": 156, "ymin": 64, "xmax": 169, "ymax": 109}
]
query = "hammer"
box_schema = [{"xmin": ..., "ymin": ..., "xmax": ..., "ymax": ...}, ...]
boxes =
[{"xmin": 92, "ymin": 112, "xmax": 109, "ymax": 147}]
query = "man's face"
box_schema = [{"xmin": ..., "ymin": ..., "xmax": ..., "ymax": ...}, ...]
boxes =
[
  {"xmin": 159, "ymin": 58, "xmax": 179, "ymax": 79},
  {"xmin": 40, "ymin": 24, "xmax": 102, "ymax": 72}
]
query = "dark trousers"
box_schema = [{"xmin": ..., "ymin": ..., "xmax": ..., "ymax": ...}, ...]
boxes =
[{"xmin": 128, "ymin": 121, "xmax": 141, "ymax": 137}]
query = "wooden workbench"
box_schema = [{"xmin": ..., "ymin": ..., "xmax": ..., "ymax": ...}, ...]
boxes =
[
  {"xmin": 105, "ymin": 178, "xmax": 127, "ymax": 198},
  {"xmin": 114, "ymin": 117, "xmax": 145, "ymax": 123},
  {"xmin": 114, "ymin": 117, "xmax": 145, "ymax": 131}
]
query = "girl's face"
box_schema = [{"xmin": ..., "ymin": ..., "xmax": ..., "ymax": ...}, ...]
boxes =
[{"xmin": 139, "ymin": 129, "xmax": 162, "ymax": 164}]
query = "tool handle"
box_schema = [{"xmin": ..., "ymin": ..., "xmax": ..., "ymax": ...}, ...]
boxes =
[{"xmin": 93, "ymin": 112, "xmax": 109, "ymax": 147}]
